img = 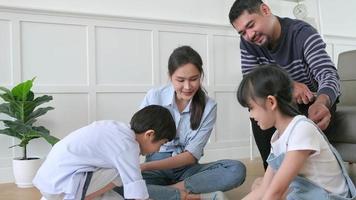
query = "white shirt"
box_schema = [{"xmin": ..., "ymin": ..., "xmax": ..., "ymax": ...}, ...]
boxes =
[
  {"xmin": 33, "ymin": 120, "xmax": 148, "ymax": 200},
  {"xmin": 271, "ymin": 115, "xmax": 348, "ymax": 196}
]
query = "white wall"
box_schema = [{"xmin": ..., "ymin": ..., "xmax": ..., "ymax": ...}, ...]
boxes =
[
  {"xmin": 319, "ymin": 0, "xmax": 356, "ymax": 37},
  {"xmin": 1, "ymin": 0, "xmax": 356, "ymax": 37},
  {"xmin": 0, "ymin": 0, "xmax": 236, "ymax": 25},
  {"xmin": 268, "ymin": 0, "xmax": 356, "ymax": 37},
  {"xmin": 0, "ymin": 6, "xmax": 252, "ymax": 183}
]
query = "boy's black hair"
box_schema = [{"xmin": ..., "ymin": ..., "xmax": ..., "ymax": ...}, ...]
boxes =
[
  {"xmin": 237, "ymin": 64, "xmax": 300, "ymax": 117},
  {"xmin": 130, "ymin": 105, "xmax": 176, "ymax": 142},
  {"xmin": 229, "ymin": 0, "xmax": 264, "ymax": 25}
]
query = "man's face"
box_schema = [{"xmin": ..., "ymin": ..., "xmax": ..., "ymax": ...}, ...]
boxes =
[{"xmin": 232, "ymin": 5, "xmax": 274, "ymax": 47}]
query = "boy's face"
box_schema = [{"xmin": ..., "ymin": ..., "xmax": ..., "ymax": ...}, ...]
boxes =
[{"xmin": 139, "ymin": 131, "xmax": 168, "ymax": 155}]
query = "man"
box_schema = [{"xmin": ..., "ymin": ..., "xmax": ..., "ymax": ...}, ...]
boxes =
[{"xmin": 229, "ymin": 0, "xmax": 340, "ymax": 169}]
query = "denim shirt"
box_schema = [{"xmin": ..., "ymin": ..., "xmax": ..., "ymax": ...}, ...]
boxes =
[{"xmin": 140, "ymin": 84, "xmax": 217, "ymax": 160}]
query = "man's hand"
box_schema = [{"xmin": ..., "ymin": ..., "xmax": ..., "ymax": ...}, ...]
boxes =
[
  {"xmin": 293, "ymin": 81, "xmax": 315, "ymax": 104},
  {"xmin": 308, "ymin": 94, "xmax": 331, "ymax": 130}
]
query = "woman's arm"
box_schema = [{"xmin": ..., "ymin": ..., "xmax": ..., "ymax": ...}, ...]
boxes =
[
  {"xmin": 242, "ymin": 166, "xmax": 275, "ymax": 200},
  {"xmin": 262, "ymin": 150, "xmax": 312, "ymax": 200},
  {"xmin": 141, "ymin": 151, "xmax": 196, "ymax": 171}
]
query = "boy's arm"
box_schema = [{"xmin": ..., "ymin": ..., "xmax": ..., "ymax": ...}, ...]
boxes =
[
  {"xmin": 108, "ymin": 142, "xmax": 149, "ymax": 199},
  {"xmin": 262, "ymin": 150, "xmax": 312, "ymax": 200},
  {"xmin": 141, "ymin": 151, "xmax": 196, "ymax": 171},
  {"xmin": 242, "ymin": 166, "xmax": 275, "ymax": 200}
]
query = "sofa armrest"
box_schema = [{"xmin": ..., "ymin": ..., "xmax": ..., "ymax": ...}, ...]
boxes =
[{"xmin": 328, "ymin": 106, "xmax": 356, "ymax": 143}]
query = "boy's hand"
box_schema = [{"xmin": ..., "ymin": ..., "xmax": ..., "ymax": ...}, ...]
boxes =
[{"xmin": 140, "ymin": 163, "xmax": 147, "ymax": 171}]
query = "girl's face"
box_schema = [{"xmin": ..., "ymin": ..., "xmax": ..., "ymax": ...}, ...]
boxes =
[
  {"xmin": 248, "ymin": 98, "xmax": 275, "ymax": 130},
  {"xmin": 170, "ymin": 63, "xmax": 201, "ymax": 103}
]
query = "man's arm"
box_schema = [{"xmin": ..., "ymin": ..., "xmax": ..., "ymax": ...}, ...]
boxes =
[
  {"xmin": 303, "ymin": 32, "xmax": 340, "ymax": 106},
  {"xmin": 299, "ymin": 27, "xmax": 340, "ymax": 130},
  {"xmin": 240, "ymin": 38, "xmax": 259, "ymax": 75},
  {"xmin": 308, "ymin": 94, "xmax": 331, "ymax": 130}
]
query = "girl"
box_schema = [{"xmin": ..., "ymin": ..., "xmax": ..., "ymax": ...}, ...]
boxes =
[
  {"xmin": 237, "ymin": 64, "xmax": 356, "ymax": 200},
  {"xmin": 140, "ymin": 46, "xmax": 246, "ymax": 200}
]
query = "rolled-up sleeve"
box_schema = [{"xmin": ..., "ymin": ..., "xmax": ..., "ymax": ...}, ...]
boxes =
[
  {"xmin": 184, "ymin": 102, "xmax": 217, "ymax": 160},
  {"xmin": 108, "ymin": 141, "xmax": 149, "ymax": 199},
  {"xmin": 123, "ymin": 179, "xmax": 148, "ymax": 199}
]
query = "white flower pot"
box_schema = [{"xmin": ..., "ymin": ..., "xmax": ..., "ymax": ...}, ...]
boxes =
[{"xmin": 12, "ymin": 158, "xmax": 42, "ymax": 188}]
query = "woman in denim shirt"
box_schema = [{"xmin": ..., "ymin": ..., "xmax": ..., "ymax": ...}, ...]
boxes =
[{"xmin": 140, "ymin": 46, "xmax": 246, "ymax": 200}]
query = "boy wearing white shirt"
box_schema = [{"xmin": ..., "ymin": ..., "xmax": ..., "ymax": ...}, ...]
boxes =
[{"xmin": 33, "ymin": 105, "xmax": 176, "ymax": 200}]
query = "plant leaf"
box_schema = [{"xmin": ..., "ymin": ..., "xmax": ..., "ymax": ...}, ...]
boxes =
[
  {"xmin": 0, "ymin": 86, "xmax": 11, "ymax": 94},
  {"xmin": 0, "ymin": 103, "xmax": 16, "ymax": 118},
  {"xmin": 1, "ymin": 120, "xmax": 30, "ymax": 137},
  {"xmin": 33, "ymin": 126, "xmax": 59, "ymax": 146},
  {"xmin": 25, "ymin": 107, "xmax": 54, "ymax": 123},
  {"xmin": 0, "ymin": 128, "xmax": 22, "ymax": 140},
  {"xmin": 26, "ymin": 91, "xmax": 34, "ymax": 101},
  {"xmin": 0, "ymin": 87, "xmax": 15, "ymax": 102},
  {"xmin": 0, "ymin": 77, "xmax": 59, "ymax": 157},
  {"xmin": 23, "ymin": 95, "xmax": 53, "ymax": 117},
  {"xmin": 11, "ymin": 79, "xmax": 33, "ymax": 101}
]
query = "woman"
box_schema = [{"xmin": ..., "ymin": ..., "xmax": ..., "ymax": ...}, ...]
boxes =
[{"xmin": 140, "ymin": 46, "xmax": 246, "ymax": 200}]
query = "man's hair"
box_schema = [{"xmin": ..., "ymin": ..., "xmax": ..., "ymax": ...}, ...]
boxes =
[
  {"xmin": 130, "ymin": 105, "xmax": 176, "ymax": 142},
  {"xmin": 229, "ymin": 0, "xmax": 263, "ymax": 25}
]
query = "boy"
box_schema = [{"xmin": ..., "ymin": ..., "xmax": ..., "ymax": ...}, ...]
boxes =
[{"xmin": 33, "ymin": 105, "xmax": 176, "ymax": 200}]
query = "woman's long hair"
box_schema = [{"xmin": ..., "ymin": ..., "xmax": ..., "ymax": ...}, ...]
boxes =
[{"xmin": 168, "ymin": 46, "xmax": 206, "ymax": 130}]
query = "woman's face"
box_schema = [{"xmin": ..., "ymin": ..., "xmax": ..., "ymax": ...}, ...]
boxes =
[{"xmin": 170, "ymin": 63, "xmax": 201, "ymax": 103}]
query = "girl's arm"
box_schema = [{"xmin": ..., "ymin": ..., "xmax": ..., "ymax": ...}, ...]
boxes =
[
  {"xmin": 140, "ymin": 151, "xmax": 196, "ymax": 171},
  {"xmin": 242, "ymin": 166, "xmax": 275, "ymax": 200},
  {"xmin": 262, "ymin": 150, "xmax": 312, "ymax": 200}
]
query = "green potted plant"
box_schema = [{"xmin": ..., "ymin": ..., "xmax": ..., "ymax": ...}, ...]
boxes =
[{"xmin": 0, "ymin": 78, "xmax": 60, "ymax": 188}]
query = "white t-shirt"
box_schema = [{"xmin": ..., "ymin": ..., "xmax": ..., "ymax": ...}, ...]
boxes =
[
  {"xmin": 33, "ymin": 120, "xmax": 148, "ymax": 200},
  {"xmin": 270, "ymin": 115, "xmax": 348, "ymax": 196}
]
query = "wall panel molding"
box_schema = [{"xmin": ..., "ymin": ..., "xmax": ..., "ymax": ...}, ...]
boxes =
[{"xmin": 0, "ymin": 7, "xmax": 244, "ymax": 183}]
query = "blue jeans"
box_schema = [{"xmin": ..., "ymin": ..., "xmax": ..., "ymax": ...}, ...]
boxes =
[{"xmin": 143, "ymin": 152, "xmax": 246, "ymax": 200}]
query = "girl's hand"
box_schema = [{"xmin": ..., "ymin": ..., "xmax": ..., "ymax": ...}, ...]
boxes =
[{"xmin": 263, "ymin": 150, "xmax": 312, "ymax": 200}]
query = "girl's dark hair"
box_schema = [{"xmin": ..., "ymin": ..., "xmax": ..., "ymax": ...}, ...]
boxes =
[
  {"xmin": 130, "ymin": 105, "xmax": 176, "ymax": 142},
  {"xmin": 237, "ymin": 64, "xmax": 300, "ymax": 117},
  {"xmin": 168, "ymin": 46, "xmax": 206, "ymax": 130},
  {"xmin": 229, "ymin": 0, "xmax": 263, "ymax": 25}
]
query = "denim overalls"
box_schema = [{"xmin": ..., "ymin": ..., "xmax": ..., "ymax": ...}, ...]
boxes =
[{"xmin": 267, "ymin": 118, "xmax": 356, "ymax": 200}]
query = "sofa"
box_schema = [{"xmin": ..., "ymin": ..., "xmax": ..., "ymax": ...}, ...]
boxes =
[{"xmin": 328, "ymin": 50, "xmax": 356, "ymax": 164}]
